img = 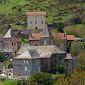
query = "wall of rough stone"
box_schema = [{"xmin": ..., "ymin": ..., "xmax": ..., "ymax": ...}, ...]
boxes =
[{"xmin": 30, "ymin": 40, "xmax": 40, "ymax": 46}]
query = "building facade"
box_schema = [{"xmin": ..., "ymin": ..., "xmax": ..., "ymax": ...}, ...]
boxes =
[
  {"xmin": 0, "ymin": 29, "xmax": 22, "ymax": 57},
  {"xmin": 27, "ymin": 12, "xmax": 46, "ymax": 29}
]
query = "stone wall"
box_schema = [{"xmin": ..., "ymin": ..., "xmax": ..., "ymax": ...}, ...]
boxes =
[{"xmin": 30, "ymin": 40, "xmax": 40, "ymax": 46}]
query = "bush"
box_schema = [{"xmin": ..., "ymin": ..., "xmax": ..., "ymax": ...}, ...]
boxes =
[
  {"xmin": 50, "ymin": 65, "xmax": 64, "ymax": 74},
  {"xmin": 28, "ymin": 72, "xmax": 53, "ymax": 85}
]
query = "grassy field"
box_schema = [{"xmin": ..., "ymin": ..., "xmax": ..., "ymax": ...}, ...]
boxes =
[
  {"xmin": 0, "ymin": 0, "xmax": 28, "ymax": 14},
  {"xmin": 0, "ymin": 0, "xmax": 84, "ymax": 34}
]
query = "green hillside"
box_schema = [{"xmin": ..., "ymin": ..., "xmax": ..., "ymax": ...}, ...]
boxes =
[{"xmin": 0, "ymin": 0, "xmax": 85, "ymax": 34}]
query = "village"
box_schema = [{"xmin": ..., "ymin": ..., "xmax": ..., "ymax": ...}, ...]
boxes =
[{"xmin": 0, "ymin": 11, "xmax": 81, "ymax": 79}]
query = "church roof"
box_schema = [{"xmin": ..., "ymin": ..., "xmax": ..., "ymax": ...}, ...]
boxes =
[
  {"xmin": 15, "ymin": 45, "xmax": 66, "ymax": 59},
  {"xmin": 3, "ymin": 29, "xmax": 12, "ymax": 38},
  {"xmin": 15, "ymin": 50, "xmax": 32, "ymax": 59}
]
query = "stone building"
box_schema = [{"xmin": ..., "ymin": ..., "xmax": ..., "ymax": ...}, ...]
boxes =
[
  {"xmin": 27, "ymin": 12, "xmax": 46, "ymax": 29},
  {"xmin": 13, "ymin": 45, "xmax": 77, "ymax": 79},
  {"xmin": 29, "ymin": 24, "xmax": 54, "ymax": 46},
  {"xmin": 2, "ymin": 29, "xmax": 22, "ymax": 57}
]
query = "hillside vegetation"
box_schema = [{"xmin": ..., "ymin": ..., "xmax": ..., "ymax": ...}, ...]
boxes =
[{"xmin": 0, "ymin": 0, "xmax": 85, "ymax": 34}]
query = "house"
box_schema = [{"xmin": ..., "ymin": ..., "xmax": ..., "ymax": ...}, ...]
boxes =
[
  {"xmin": 2, "ymin": 29, "xmax": 22, "ymax": 57},
  {"xmin": 27, "ymin": 12, "xmax": 46, "ymax": 29},
  {"xmin": 29, "ymin": 24, "xmax": 54, "ymax": 46},
  {"xmin": 13, "ymin": 45, "xmax": 77, "ymax": 79}
]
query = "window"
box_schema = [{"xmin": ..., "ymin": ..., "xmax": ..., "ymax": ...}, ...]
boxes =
[
  {"xmin": 43, "ymin": 40, "xmax": 47, "ymax": 45},
  {"xmin": 34, "ymin": 21, "xmax": 38, "ymax": 24},
  {"xmin": 25, "ymin": 67, "xmax": 27, "ymax": 71},
  {"xmin": 4, "ymin": 48, "xmax": 8, "ymax": 51},
  {"xmin": 34, "ymin": 16, "xmax": 37, "ymax": 19},
  {"xmin": 39, "ymin": 66, "xmax": 40, "ymax": 72},
  {"xmin": 30, "ymin": 27, "xmax": 32, "ymax": 29},
  {"xmin": 51, "ymin": 39, "xmax": 53, "ymax": 45},
  {"xmin": 35, "ymin": 27, "xmax": 37, "ymax": 29},
  {"xmin": 14, "ymin": 43, "xmax": 16, "ymax": 46},
  {"xmin": 13, "ymin": 48, "xmax": 15, "ymax": 51},
  {"xmin": 29, "ymin": 71, "xmax": 30, "ymax": 75},
  {"xmin": 42, "ymin": 16, "xmax": 43, "ymax": 19},
  {"xmin": 24, "ymin": 60, "xmax": 28, "ymax": 64},
  {"xmin": 40, "ymin": 21, "xmax": 44, "ymax": 24},
  {"xmin": 29, "ymin": 21, "xmax": 32, "ymax": 24},
  {"xmin": 54, "ymin": 58, "xmax": 57, "ymax": 63},
  {"xmin": 30, "ymin": 16, "xmax": 32, "ymax": 19},
  {"xmin": 12, "ymin": 43, "xmax": 13, "ymax": 46}
]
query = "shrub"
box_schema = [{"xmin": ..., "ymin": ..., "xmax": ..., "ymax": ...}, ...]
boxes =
[{"xmin": 28, "ymin": 72, "xmax": 53, "ymax": 85}]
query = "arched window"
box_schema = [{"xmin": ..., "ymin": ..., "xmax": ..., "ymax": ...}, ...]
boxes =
[{"xmin": 43, "ymin": 40, "xmax": 47, "ymax": 45}]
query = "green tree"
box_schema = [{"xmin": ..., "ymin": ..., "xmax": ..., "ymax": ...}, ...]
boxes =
[
  {"xmin": 28, "ymin": 72, "xmax": 53, "ymax": 85},
  {"xmin": 32, "ymin": 29, "xmax": 39, "ymax": 33},
  {"xmin": 77, "ymin": 51, "xmax": 85, "ymax": 71},
  {"xmin": 0, "ymin": 52, "xmax": 3, "ymax": 62},
  {"xmin": 70, "ymin": 41, "xmax": 84, "ymax": 56}
]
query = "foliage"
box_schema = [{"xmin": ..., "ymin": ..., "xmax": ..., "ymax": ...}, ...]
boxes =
[
  {"xmin": 64, "ymin": 25, "xmax": 85, "ymax": 37},
  {"xmin": 50, "ymin": 65, "xmax": 64, "ymax": 74},
  {"xmin": 31, "ymin": 29, "xmax": 39, "ymax": 33},
  {"xmin": 1, "ymin": 79, "xmax": 21, "ymax": 85},
  {"xmin": 70, "ymin": 41, "xmax": 84, "ymax": 56},
  {"xmin": 53, "ymin": 71, "xmax": 85, "ymax": 85},
  {"xmin": 0, "ymin": 52, "xmax": 4, "ymax": 62},
  {"xmin": 19, "ymin": 38, "xmax": 29, "ymax": 44},
  {"xmin": 0, "ymin": 0, "xmax": 85, "ymax": 34},
  {"xmin": 77, "ymin": 51, "xmax": 85, "ymax": 71},
  {"xmin": 28, "ymin": 72, "xmax": 53, "ymax": 85},
  {"xmin": 51, "ymin": 30, "xmax": 64, "ymax": 47}
]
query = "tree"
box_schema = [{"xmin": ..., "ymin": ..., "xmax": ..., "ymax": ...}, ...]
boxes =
[
  {"xmin": 70, "ymin": 41, "xmax": 84, "ymax": 56},
  {"xmin": 32, "ymin": 29, "xmax": 39, "ymax": 33},
  {"xmin": 0, "ymin": 52, "xmax": 3, "ymax": 62},
  {"xmin": 53, "ymin": 71, "xmax": 85, "ymax": 85},
  {"xmin": 51, "ymin": 29, "xmax": 64, "ymax": 47},
  {"xmin": 28, "ymin": 72, "xmax": 53, "ymax": 85},
  {"xmin": 77, "ymin": 51, "xmax": 85, "ymax": 71}
]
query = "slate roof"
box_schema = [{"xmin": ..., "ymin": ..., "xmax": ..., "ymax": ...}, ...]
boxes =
[
  {"xmin": 16, "ymin": 29, "xmax": 43, "ymax": 39},
  {"xmin": 3, "ymin": 29, "xmax": 12, "ymax": 38},
  {"xmin": 41, "ymin": 24, "xmax": 52, "ymax": 37},
  {"xmin": 65, "ymin": 54, "xmax": 74, "ymax": 59},
  {"xmin": 26, "ymin": 12, "xmax": 46, "ymax": 16},
  {"xmin": 15, "ymin": 45, "xmax": 66, "ymax": 59}
]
